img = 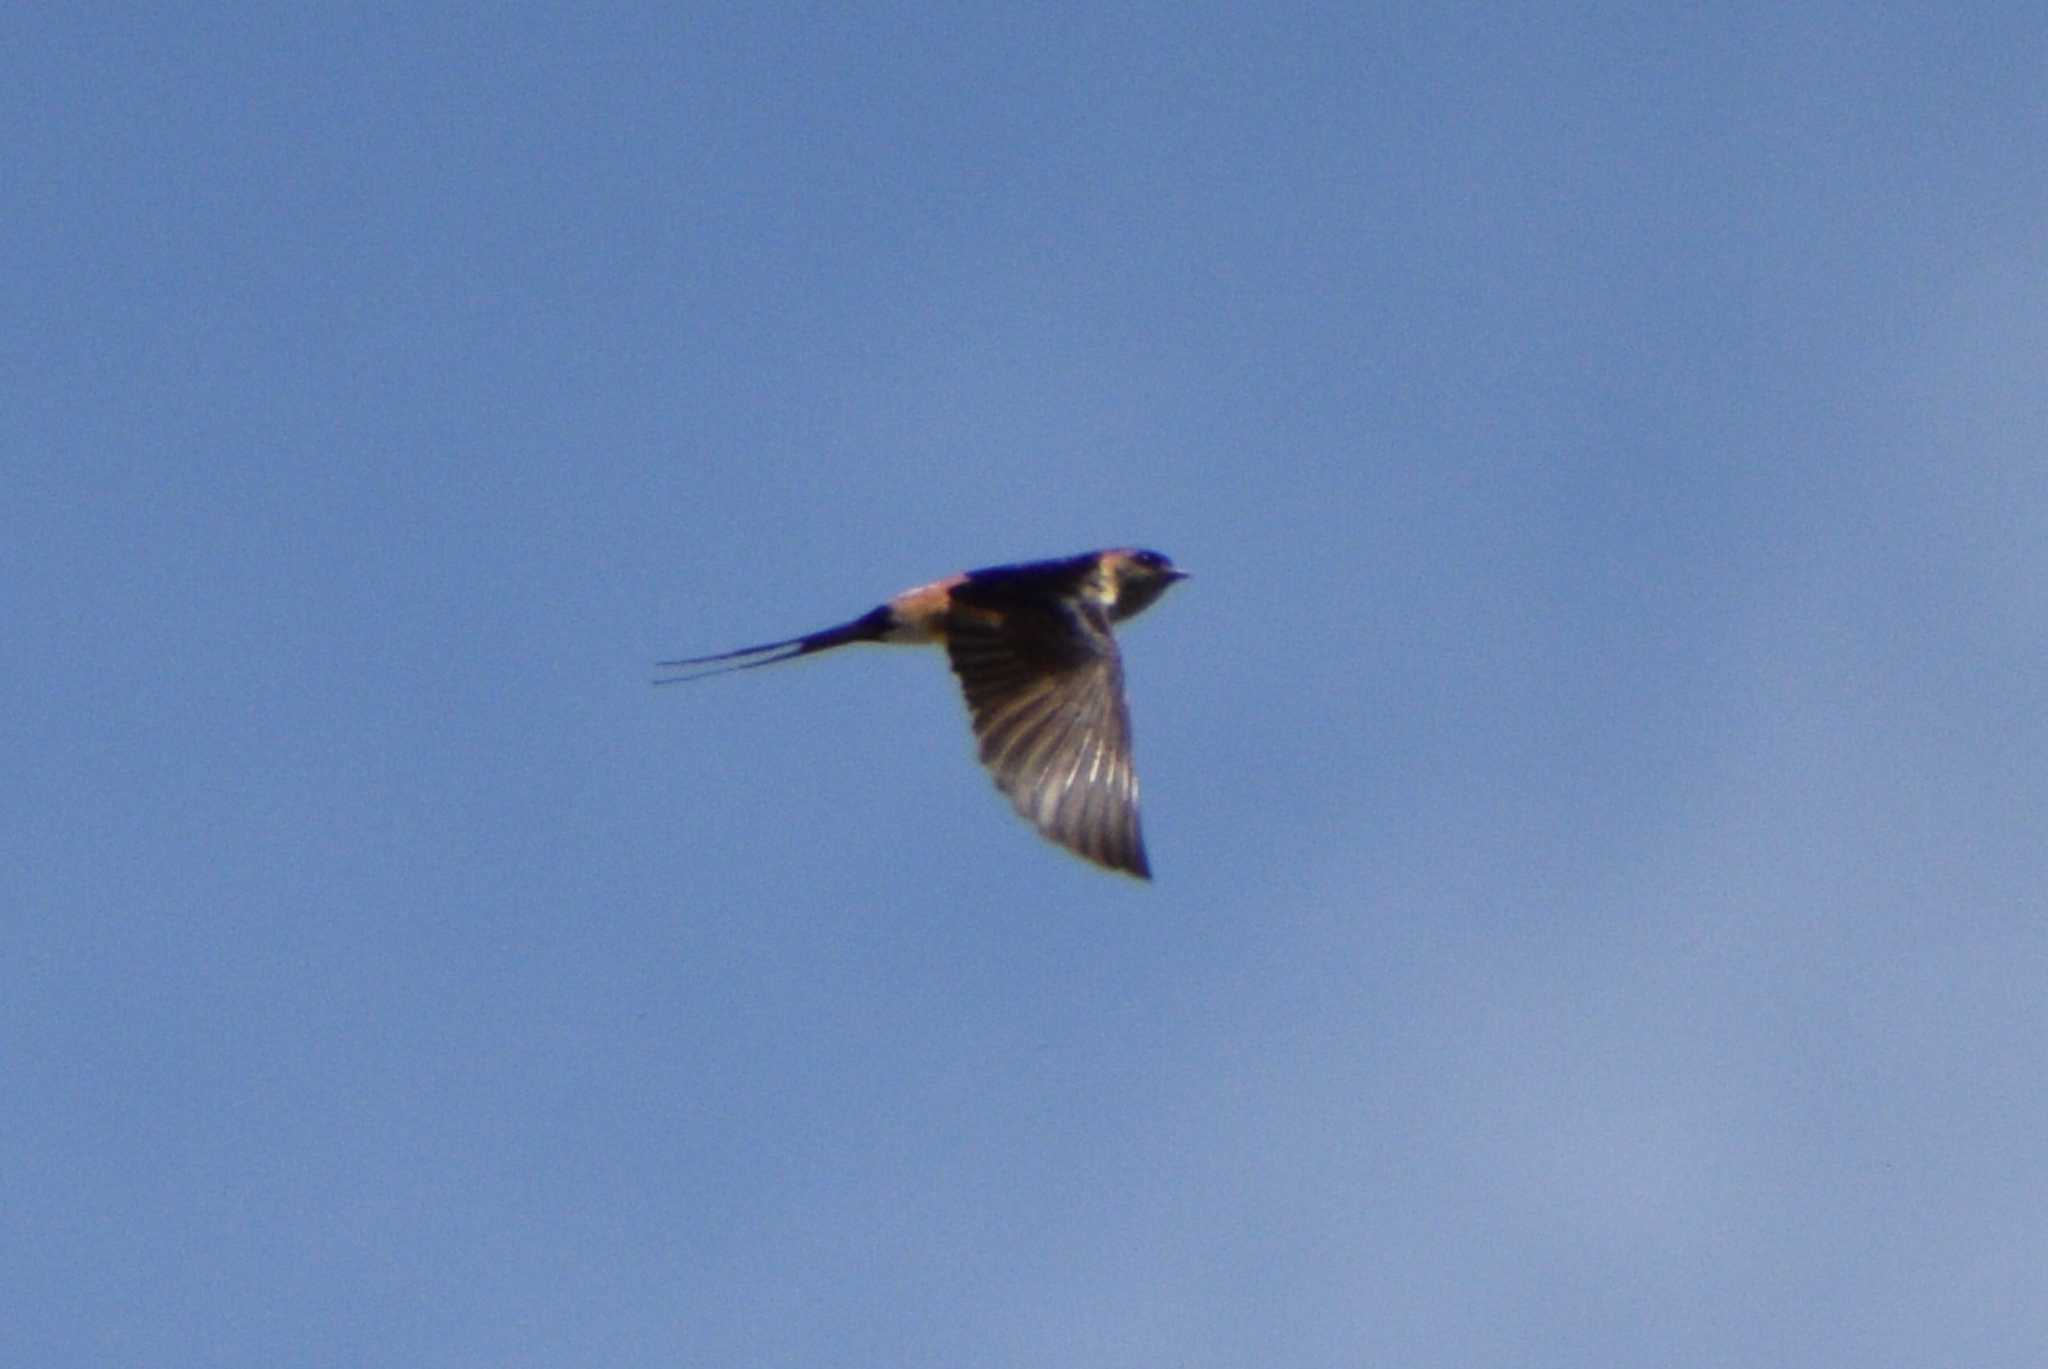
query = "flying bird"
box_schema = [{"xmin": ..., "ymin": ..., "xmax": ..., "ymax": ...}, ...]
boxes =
[{"xmin": 656, "ymin": 548, "xmax": 1188, "ymax": 878}]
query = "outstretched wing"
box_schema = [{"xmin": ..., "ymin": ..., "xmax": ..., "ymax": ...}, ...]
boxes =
[{"xmin": 943, "ymin": 595, "xmax": 1149, "ymax": 878}]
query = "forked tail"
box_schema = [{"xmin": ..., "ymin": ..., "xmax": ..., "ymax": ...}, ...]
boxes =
[{"xmin": 653, "ymin": 605, "xmax": 894, "ymax": 684}]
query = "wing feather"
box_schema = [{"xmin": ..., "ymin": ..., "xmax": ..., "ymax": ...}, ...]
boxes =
[{"xmin": 943, "ymin": 599, "xmax": 1150, "ymax": 878}]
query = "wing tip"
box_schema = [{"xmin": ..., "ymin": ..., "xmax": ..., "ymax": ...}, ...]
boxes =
[{"xmin": 1078, "ymin": 833, "xmax": 1152, "ymax": 880}]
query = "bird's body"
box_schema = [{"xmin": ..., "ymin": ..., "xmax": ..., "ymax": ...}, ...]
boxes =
[{"xmin": 657, "ymin": 548, "xmax": 1188, "ymax": 878}]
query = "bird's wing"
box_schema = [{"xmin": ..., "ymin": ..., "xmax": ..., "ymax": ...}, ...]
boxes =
[{"xmin": 942, "ymin": 596, "xmax": 1149, "ymax": 878}]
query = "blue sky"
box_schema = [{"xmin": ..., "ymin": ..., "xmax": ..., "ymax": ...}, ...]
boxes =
[{"xmin": 8, "ymin": 5, "xmax": 2046, "ymax": 1365}]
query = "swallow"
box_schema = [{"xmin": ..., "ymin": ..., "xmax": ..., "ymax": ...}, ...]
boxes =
[{"xmin": 657, "ymin": 548, "xmax": 1188, "ymax": 878}]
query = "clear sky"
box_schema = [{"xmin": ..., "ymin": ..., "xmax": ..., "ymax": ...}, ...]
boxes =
[{"xmin": 8, "ymin": 5, "xmax": 2045, "ymax": 1366}]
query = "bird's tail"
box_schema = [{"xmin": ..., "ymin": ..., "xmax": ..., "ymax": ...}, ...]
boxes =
[{"xmin": 653, "ymin": 606, "xmax": 895, "ymax": 685}]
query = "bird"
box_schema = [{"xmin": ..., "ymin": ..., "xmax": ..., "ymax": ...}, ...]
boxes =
[{"xmin": 656, "ymin": 548, "xmax": 1188, "ymax": 878}]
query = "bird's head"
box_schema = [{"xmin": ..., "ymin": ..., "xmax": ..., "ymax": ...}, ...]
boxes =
[{"xmin": 1104, "ymin": 548, "xmax": 1188, "ymax": 620}]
